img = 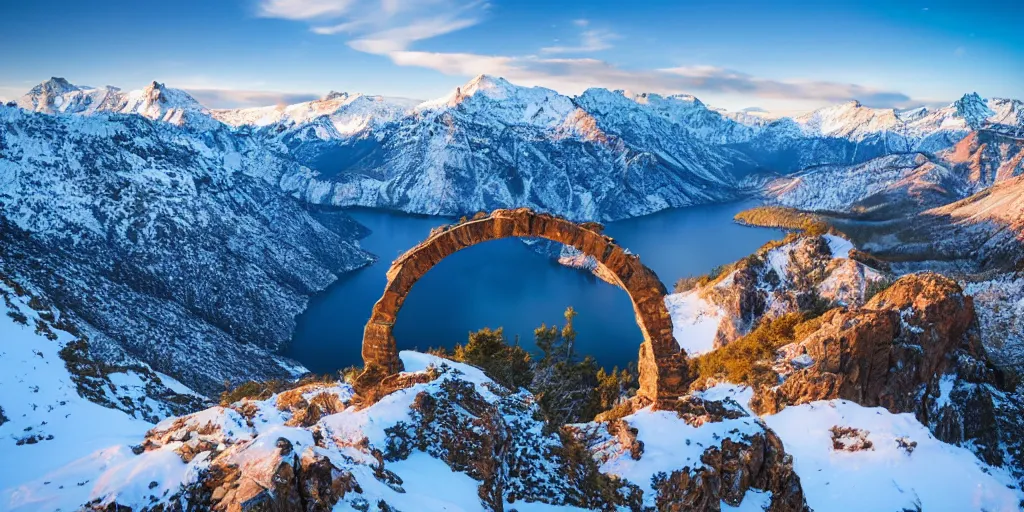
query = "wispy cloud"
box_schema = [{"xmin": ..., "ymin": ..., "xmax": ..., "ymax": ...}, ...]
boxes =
[
  {"xmin": 259, "ymin": 0, "xmax": 487, "ymax": 53},
  {"xmin": 258, "ymin": 0, "xmax": 357, "ymax": 20},
  {"xmin": 658, "ymin": 66, "xmax": 912, "ymax": 106},
  {"xmin": 382, "ymin": 52, "xmax": 914, "ymax": 107},
  {"xmin": 260, "ymin": 0, "xmax": 920, "ymax": 109},
  {"xmin": 541, "ymin": 28, "xmax": 618, "ymax": 54}
]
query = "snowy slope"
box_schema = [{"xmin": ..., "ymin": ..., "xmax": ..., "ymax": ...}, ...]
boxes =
[
  {"xmin": 0, "ymin": 284, "xmax": 204, "ymax": 508},
  {"xmin": 766, "ymin": 399, "xmax": 1021, "ymax": 512},
  {"xmin": 0, "ymin": 104, "xmax": 373, "ymax": 394},
  {"xmin": 8, "ymin": 350, "xmax": 1018, "ymax": 511},
  {"xmin": 761, "ymin": 128, "xmax": 1024, "ymax": 215}
]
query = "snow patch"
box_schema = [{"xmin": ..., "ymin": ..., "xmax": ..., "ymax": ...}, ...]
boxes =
[
  {"xmin": 664, "ymin": 292, "xmax": 725, "ymax": 356},
  {"xmin": 765, "ymin": 399, "xmax": 1022, "ymax": 512}
]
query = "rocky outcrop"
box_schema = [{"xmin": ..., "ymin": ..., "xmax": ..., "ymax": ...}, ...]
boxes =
[
  {"xmin": 675, "ymin": 234, "xmax": 886, "ymax": 353},
  {"xmin": 649, "ymin": 430, "xmax": 807, "ymax": 512},
  {"xmin": 752, "ymin": 272, "xmax": 1024, "ymax": 487},
  {"xmin": 752, "ymin": 273, "xmax": 978, "ymax": 414},
  {"xmin": 580, "ymin": 393, "xmax": 808, "ymax": 512},
  {"xmin": 360, "ymin": 208, "xmax": 687, "ymax": 403},
  {"xmin": 65, "ymin": 354, "xmax": 807, "ymax": 512}
]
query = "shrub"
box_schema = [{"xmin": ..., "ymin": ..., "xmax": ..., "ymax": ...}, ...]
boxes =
[
  {"xmin": 864, "ymin": 276, "xmax": 896, "ymax": 302},
  {"xmin": 6, "ymin": 309, "xmax": 28, "ymax": 325},
  {"xmin": 673, "ymin": 276, "xmax": 703, "ymax": 293},
  {"xmin": 219, "ymin": 373, "xmax": 337, "ymax": 406},
  {"xmin": 690, "ymin": 313, "xmax": 806, "ymax": 388},
  {"xmin": 735, "ymin": 206, "xmax": 830, "ymax": 235},
  {"xmin": 447, "ymin": 327, "xmax": 534, "ymax": 390}
]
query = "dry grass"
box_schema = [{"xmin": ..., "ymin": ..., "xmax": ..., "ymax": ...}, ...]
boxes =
[{"xmin": 690, "ymin": 313, "xmax": 815, "ymax": 389}]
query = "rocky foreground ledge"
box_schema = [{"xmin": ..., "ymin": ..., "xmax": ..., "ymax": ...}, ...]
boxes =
[
  {"xmin": 3, "ymin": 267, "xmax": 1023, "ymax": 511},
  {"xmin": 49, "ymin": 353, "xmax": 805, "ymax": 512}
]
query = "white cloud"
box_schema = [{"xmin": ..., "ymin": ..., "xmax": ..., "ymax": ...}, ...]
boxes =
[
  {"xmin": 541, "ymin": 28, "xmax": 618, "ymax": 54},
  {"xmin": 261, "ymin": 0, "xmax": 919, "ymax": 109},
  {"xmin": 348, "ymin": 16, "xmax": 481, "ymax": 54},
  {"xmin": 381, "ymin": 51, "xmax": 914, "ymax": 107},
  {"xmin": 260, "ymin": 0, "xmax": 486, "ymax": 53},
  {"xmin": 258, "ymin": 0, "xmax": 357, "ymax": 20},
  {"xmin": 184, "ymin": 88, "xmax": 321, "ymax": 109}
]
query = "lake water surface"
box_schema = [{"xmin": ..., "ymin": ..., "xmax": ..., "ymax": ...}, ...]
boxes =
[{"xmin": 287, "ymin": 201, "xmax": 783, "ymax": 373}]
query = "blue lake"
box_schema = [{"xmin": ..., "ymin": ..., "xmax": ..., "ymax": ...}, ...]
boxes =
[{"xmin": 287, "ymin": 201, "xmax": 783, "ymax": 373}]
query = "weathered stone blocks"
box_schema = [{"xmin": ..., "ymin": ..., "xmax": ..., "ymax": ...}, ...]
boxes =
[{"xmin": 360, "ymin": 208, "xmax": 688, "ymax": 401}]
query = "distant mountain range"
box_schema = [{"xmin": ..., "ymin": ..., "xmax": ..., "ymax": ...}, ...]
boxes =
[{"xmin": 11, "ymin": 75, "xmax": 1023, "ymax": 221}]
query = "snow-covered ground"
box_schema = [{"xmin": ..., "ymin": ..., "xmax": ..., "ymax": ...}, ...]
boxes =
[
  {"xmin": 664, "ymin": 291, "xmax": 725, "ymax": 356},
  {"xmin": 766, "ymin": 399, "xmax": 1022, "ymax": 512},
  {"xmin": 0, "ymin": 292, "xmax": 153, "ymax": 510}
]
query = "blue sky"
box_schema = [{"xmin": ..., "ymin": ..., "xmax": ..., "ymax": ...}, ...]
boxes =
[{"xmin": 1, "ymin": 0, "xmax": 1021, "ymax": 113}]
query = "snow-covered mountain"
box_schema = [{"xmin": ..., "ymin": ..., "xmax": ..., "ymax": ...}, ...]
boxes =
[
  {"xmin": 0, "ymin": 104, "xmax": 373, "ymax": 395},
  {"xmin": 10, "ymin": 75, "xmax": 1023, "ymax": 221},
  {"xmin": 16, "ymin": 78, "xmax": 213, "ymax": 127},
  {"xmin": 4, "ymin": 73, "xmax": 1023, "ymax": 389},
  {"xmin": 211, "ymin": 91, "xmax": 419, "ymax": 133},
  {"xmin": 273, "ymin": 75, "xmax": 744, "ymax": 220},
  {"xmin": 760, "ymin": 129, "xmax": 1024, "ymax": 217}
]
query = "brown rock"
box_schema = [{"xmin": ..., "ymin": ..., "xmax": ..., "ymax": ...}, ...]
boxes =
[
  {"xmin": 753, "ymin": 272, "xmax": 978, "ymax": 417},
  {"xmin": 650, "ymin": 429, "xmax": 808, "ymax": 512}
]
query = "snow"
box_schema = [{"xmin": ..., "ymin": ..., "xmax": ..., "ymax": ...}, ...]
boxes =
[
  {"xmin": 934, "ymin": 374, "xmax": 957, "ymax": 410},
  {"xmin": 765, "ymin": 246, "xmax": 791, "ymax": 283},
  {"xmin": 0, "ymin": 292, "xmax": 152, "ymax": 511},
  {"xmin": 722, "ymin": 489, "xmax": 772, "ymax": 511},
  {"xmin": 664, "ymin": 291, "xmax": 725, "ymax": 356},
  {"xmin": 88, "ymin": 447, "xmax": 202, "ymax": 510},
  {"xmin": 823, "ymin": 234, "xmax": 854, "ymax": 259},
  {"xmin": 320, "ymin": 351, "xmax": 502, "ymax": 449},
  {"xmin": 601, "ymin": 407, "xmax": 762, "ymax": 501},
  {"xmin": 154, "ymin": 371, "xmax": 203, "ymax": 398},
  {"xmin": 765, "ymin": 399, "xmax": 1022, "ymax": 512}
]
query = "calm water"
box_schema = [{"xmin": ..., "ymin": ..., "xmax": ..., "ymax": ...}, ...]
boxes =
[{"xmin": 287, "ymin": 201, "xmax": 783, "ymax": 373}]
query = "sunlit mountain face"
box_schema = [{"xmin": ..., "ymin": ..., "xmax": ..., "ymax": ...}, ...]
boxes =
[{"xmin": 1, "ymin": 1, "xmax": 1023, "ymax": 511}]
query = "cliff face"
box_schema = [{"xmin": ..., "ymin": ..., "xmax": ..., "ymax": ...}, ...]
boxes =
[{"xmin": 752, "ymin": 273, "xmax": 1024, "ymax": 487}]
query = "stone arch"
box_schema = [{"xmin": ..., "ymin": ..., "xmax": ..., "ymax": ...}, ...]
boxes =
[{"xmin": 361, "ymin": 208, "xmax": 689, "ymax": 402}]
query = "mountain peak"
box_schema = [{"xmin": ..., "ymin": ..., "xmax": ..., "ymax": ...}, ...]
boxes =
[
  {"xmin": 324, "ymin": 90, "xmax": 351, "ymax": 101},
  {"xmin": 460, "ymin": 74, "xmax": 515, "ymax": 98},
  {"xmin": 667, "ymin": 93, "xmax": 704, "ymax": 106},
  {"xmin": 30, "ymin": 76, "xmax": 81, "ymax": 95},
  {"xmin": 142, "ymin": 80, "xmax": 167, "ymax": 102},
  {"xmin": 954, "ymin": 92, "xmax": 994, "ymax": 129}
]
